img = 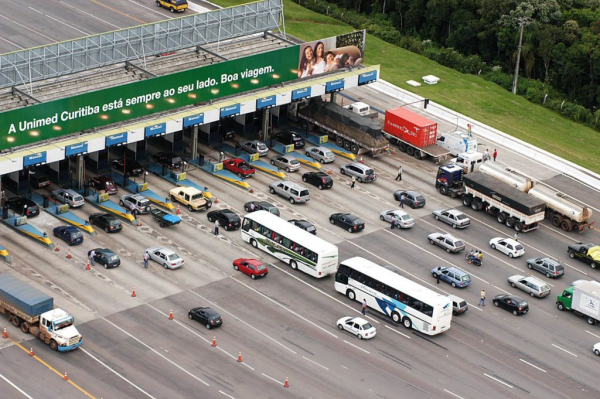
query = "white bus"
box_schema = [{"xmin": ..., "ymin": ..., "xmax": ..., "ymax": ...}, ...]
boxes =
[
  {"xmin": 241, "ymin": 210, "xmax": 338, "ymax": 278},
  {"xmin": 335, "ymin": 257, "xmax": 452, "ymax": 335}
]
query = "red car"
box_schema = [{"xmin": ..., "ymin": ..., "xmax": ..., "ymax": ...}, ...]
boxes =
[
  {"xmin": 223, "ymin": 158, "xmax": 256, "ymax": 178},
  {"xmin": 233, "ymin": 258, "xmax": 268, "ymax": 279},
  {"xmin": 88, "ymin": 176, "xmax": 118, "ymax": 194}
]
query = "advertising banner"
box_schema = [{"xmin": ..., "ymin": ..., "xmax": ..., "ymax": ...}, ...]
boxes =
[
  {"xmin": 183, "ymin": 114, "xmax": 204, "ymax": 128},
  {"xmin": 145, "ymin": 123, "xmax": 166, "ymax": 137},
  {"xmin": 23, "ymin": 152, "xmax": 47, "ymax": 167},
  {"xmin": 65, "ymin": 142, "xmax": 88, "ymax": 156},
  {"xmin": 297, "ymin": 31, "xmax": 366, "ymax": 79}
]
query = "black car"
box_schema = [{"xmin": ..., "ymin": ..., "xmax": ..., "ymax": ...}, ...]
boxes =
[
  {"xmin": 89, "ymin": 213, "xmax": 122, "ymax": 233},
  {"xmin": 6, "ymin": 196, "xmax": 40, "ymax": 217},
  {"xmin": 274, "ymin": 129, "xmax": 305, "ymax": 148},
  {"xmin": 53, "ymin": 226, "xmax": 84, "ymax": 245},
  {"xmin": 207, "ymin": 209, "xmax": 241, "ymax": 231},
  {"xmin": 153, "ymin": 152, "xmax": 182, "ymax": 170},
  {"xmin": 567, "ymin": 243, "xmax": 599, "ymax": 269},
  {"xmin": 330, "ymin": 213, "xmax": 365, "ymax": 233},
  {"xmin": 188, "ymin": 307, "xmax": 223, "ymax": 329},
  {"xmin": 88, "ymin": 248, "xmax": 121, "ymax": 269},
  {"xmin": 30, "ymin": 174, "xmax": 50, "ymax": 189},
  {"xmin": 289, "ymin": 219, "xmax": 316, "ymax": 235},
  {"xmin": 493, "ymin": 294, "xmax": 529, "ymax": 316},
  {"xmin": 244, "ymin": 201, "xmax": 280, "ymax": 217},
  {"xmin": 393, "ymin": 190, "xmax": 426, "ymax": 209},
  {"xmin": 112, "ymin": 159, "xmax": 144, "ymax": 176},
  {"xmin": 302, "ymin": 172, "xmax": 333, "ymax": 190}
]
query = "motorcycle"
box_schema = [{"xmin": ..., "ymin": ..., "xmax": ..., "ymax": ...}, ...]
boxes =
[{"xmin": 465, "ymin": 249, "xmax": 482, "ymax": 266}]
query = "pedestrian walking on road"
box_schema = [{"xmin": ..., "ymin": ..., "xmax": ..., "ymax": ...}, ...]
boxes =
[
  {"xmin": 479, "ymin": 290, "xmax": 486, "ymax": 306},
  {"xmin": 493, "ymin": 149, "xmax": 498, "ymax": 162},
  {"xmin": 351, "ymin": 175, "xmax": 356, "ymax": 189},
  {"xmin": 143, "ymin": 252, "xmax": 149, "ymax": 269},
  {"xmin": 484, "ymin": 149, "xmax": 490, "ymax": 162},
  {"xmin": 89, "ymin": 249, "xmax": 95, "ymax": 266},
  {"xmin": 214, "ymin": 219, "xmax": 220, "ymax": 236},
  {"xmin": 514, "ymin": 232, "xmax": 519, "ymax": 242},
  {"xmin": 361, "ymin": 299, "xmax": 367, "ymax": 315},
  {"xmin": 400, "ymin": 194, "xmax": 405, "ymax": 208},
  {"xmin": 131, "ymin": 206, "xmax": 138, "ymax": 221},
  {"xmin": 436, "ymin": 267, "xmax": 442, "ymax": 284},
  {"xmin": 395, "ymin": 165, "xmax": 403, "ymax": 181}
]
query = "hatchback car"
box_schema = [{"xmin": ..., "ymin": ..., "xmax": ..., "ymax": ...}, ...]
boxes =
[
  {"xmin": 53, "ymin": 226, "xmax": 84, "ymax": 245},
  {"xmin": 305, "ymin": 146, "xmax": 335, "ymax": 163},
  {"xmin": 207, "ymin": 209, "xmax": 241, "ymax": 231},
  {"xmin": 269, "ymin": 181, "xmax": 310, "ymax": 204},
  {"xmin": 89, "ymin": 213, "xmax": 122, "ymax": 233},
  {"xmin": 330, "ymin": 213, "xmax": 365, "ymax": 233},
  {"xmin": 30, "ymin": 174, "xmax": 50, "ymax": 189},
  {"xmin": 233, "ymin": 258, "xmax": 268, "ymax": 279},
  {"xmin": 153, "ymin": 152, "xmax": 182, "ymax": 170},
  {"xmin": 145, "ymin": 247, "xmax": 184, "ymax": 269},
  {"xmin": 271, "ymin": 155, "xmax": 301, "ymax": 172},
  {"xmin": 336, "ymin": 316, "xmax": 376, "ymax": 340},
  {"xmin": 489, "ymin": 237, "xmax": 525, "ymax": 258},
  {"xmin": 112, "ymin": 158, "xmax": 144, "ymax": 176},
  {"xmin": 7, "ymin": 196, "xmax": 40, "ymax": 217},
  {"xmin": 244, "ymin": 201, "xmax": 280, "ymax": 216},
  {"xmin": 448, "ymin": 294, "xmax": 468, "ymax": 316},
  {"xmin": 507, "ymin": 275, "xmax": 551, "ymax": 298},
  {"xmin": 394, "ymin": 190, "xmax": 426, "ymax": 209},
  {"xmin": 493, "ymin": 294, "xmax": 529, "ymax": 315},
  {"xmin": 52, "ymin": 189, "xmax": 85, "ymax": 208},
  {"xmin": 288, "ymin": 219, "xmax": 316, "ymax": 235},
  {"xmin": 379, "ymin": 210, "xmax": 414, "ymax": 229},
  {"xmin": 526, "ymin": 257, "xmax": 564, "ymax": 278},
  {"xmin": 302, "ymin": 171, "xmax": 333, "ymax": 190},
  {"xmin": 241, "ymin": 140, "xmax": 269, "ymax": 157},
  {"xmin": 340, "ymin": 163, "xmax": 377, "ymax": 182},
  {"xmin": 274, "ymin": 129, "xmax": 305, "ymax": 148},
  {"xmin": 428, "ymin": 233, "xmax": 465, "ymax": 253},
  {"xmin": 222, "ymin": 158, "xmax": 255, "ymax": 178},
  {"xmin": 88, "ymin": 248, "xmax": 120, "ymax": 269},
  {"xmin": 433, "ymin": 209, "xmax": 470, "ymax": 229},
  {"xmin": 120, "ymin": 194, "xmax": 152, "ymax": 214},
  {"xmin": 594, "ymin": 342, "xmax": 600, "ymax": 356},
  {"xmin": 188, "ymin": 307, "xmax": 223, "ymax": 329},
  {"xmin": 88, "ymin": 176, "xmax": 118, "ymax": 194},
  {"xmin": 431, "ymin": 266, "xmax": 471, "ymax": 288}
]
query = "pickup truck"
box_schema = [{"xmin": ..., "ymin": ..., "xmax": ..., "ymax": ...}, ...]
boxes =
[
  {"xmin": 567, "ymin": 243, "xmax": 600, "ymax": 269},
  {"xmin": 222, "ymin": 158, "xmax": 256, "ymax": 178},
  {"xmin": 169, "ymin": 187, "xmax": 212, "ymax": 211}
]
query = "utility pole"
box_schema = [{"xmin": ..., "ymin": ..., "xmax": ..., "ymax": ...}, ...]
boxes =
[{"xmin": 512, "ymin": 18, "xmax": 525, "ymax": 95}]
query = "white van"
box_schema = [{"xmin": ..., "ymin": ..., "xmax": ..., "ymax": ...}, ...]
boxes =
[
  {"xmin": 437, "ymin": 130, "xmax": 478, "ymax": 156},
  {"xmin": 451, "ymin": 151, "xmax": 484, "ymax": 173}
]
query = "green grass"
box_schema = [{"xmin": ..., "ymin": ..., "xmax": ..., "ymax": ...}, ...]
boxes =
[{"xmin": 213, "ymin": 0, "xmax": 600, "ymax": 173}]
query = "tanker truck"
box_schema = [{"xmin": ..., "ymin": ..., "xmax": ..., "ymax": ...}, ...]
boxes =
[{"xmin": 0, "ymin": 273, "xmax": 83, "ymax": 352}]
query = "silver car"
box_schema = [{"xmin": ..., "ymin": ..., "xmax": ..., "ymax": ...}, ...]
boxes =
[
  {"xmin": 379, "ymin": 209, "xmax": 414, "ymax": 229},
  {"xmin": 340, "ymin": 163, "xmax": 377, "ymax": 182},
  {"xmin": 51, "ymin": 189, "xmax": 85, "ymax": 208},
  {"xmin": 120, "ymin": 194, "xmax": 152, "ymax": 214},
  {"xmin": 268, "ymin": 181, "xmax": 310, "ymax": 204},
  {"xmin": 428, "ymin": 232, "xmax": 466, "ymax": 253},
  {"xmin": 305, "ymin": 146, "xmax": 335, "ymax": 163},
  {"xmin": 145, "ymin": 247, "xmax": 184, "ymax": 269},
  {"xmin": 526, "ymin": 257, "xmax": 564, "ymax": 278},
  {"xmin": 508, "ymin": 275, "xmax": 551, "ymax": 298},
  {"xmin": 241, "ymin": 140, "xmax": 269, "ymax": 157},
  {"xmin": 433, "ymin": 209, "xmax": 470, "ymax": 229},
  {"xmin": 271, "ymin": 155, "xmax": 301, "ymax": 172}
]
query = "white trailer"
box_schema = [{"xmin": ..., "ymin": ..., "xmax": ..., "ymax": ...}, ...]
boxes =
[
  {"xmin": 557, "ymin": 281, "xmax": 600, "ymax": 325},
  {"xmin": 437, "ymin": 130, "xmax": 478, "ymax": 156}
]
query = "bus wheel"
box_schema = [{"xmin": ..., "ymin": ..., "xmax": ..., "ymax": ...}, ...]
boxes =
[
  {"xmin": 347, "ymin": 290, "xmax": 356, "ymax": 301},
  {"xmin": 402, "ymin": 317, "xmax": 412, "ymax": 329},
  {"xmin": 392, "ymin": 312, "xmax": 401, "ymax": 323},
  {"xmin": 250, "ymin": 239, "xmax": 258, "ymax": 248},
  {"xmin": 290, "ymin": 260, "xmax": 298, "ymax": 270}
]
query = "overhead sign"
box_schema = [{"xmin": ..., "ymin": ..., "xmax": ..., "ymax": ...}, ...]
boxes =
[
  {"xmin": 145, "ymin": 123, "xmax": 166, "ymax": 137},
  {"xmin": 325, "ymin": 79, "xmax": 345, "ymax": 93},
  {"xmin": 23, "ymin": 151, "xmax": 47, "ymax": 167},
  {"xmin": 358, "ymin": 70, "xmax": 377, "ymax": 85},
  {"xmin": 65, "ymin": 142, "xmax": 88, "ymax": 156},
  {"xmin": 256, "ymin": 95, "xmax": 276, "ymax": 110},
  {"xmin": 183, "ymin": 114, "xmax": 204, "ymax": 128},
  {"xmin": 220, "ymin": 104, "xmax": 241, "ymax": 118},
  {"xmin": 292, "ymin": 88, "xmax": 311, "ymax": 101},
  {"xmin": 105, "ymin": 132, "xmax": 127, "ymax": 147}
]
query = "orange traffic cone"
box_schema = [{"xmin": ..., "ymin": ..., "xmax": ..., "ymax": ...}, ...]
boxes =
[
  {"xmin": 237, "ymin": 352, "xmax": 242, "ymax": 363},
  {"xmin": 137, "ymin": 219, "xmax": 142, "ymax": 227},
  {"xmin": 391, "ymin": 148, "xmax": 396, "ymax": 155},
  {"xmin": 359, "ymin": 156, "xmax": 363, "ymax": 164},
  {"xmin": 63, "ymin": 372, "xmax": 68, "ymax": 381},
  {"xmin": 212, "ymin": 337, "xmax": 217, "ymax": 347},
  {"xmin": 29, "ymin": 347, "xmax": 34, "ymax": 356},
  {"xmin": 3, "ymin": 327, "xmax": 7, "ymax": 339},
  {"xmin": 327, "ymin": 169, "xmax": 332, "ymax": 175},
  {"xmin": 66, "ymin": 249, "xmax": 72, "ymax": 259},
  {"xmin": 169, "ymin": 310, "xmax": 173, "ymax": 320},
  {"xmin": 284, "ymin": 377, "xmax": 289, "ymax": 388},
  {"xmin": 249, "ymin": 188, "xmax": 254, "ymax": 193},
  {"xmin": 55, "ymin": 243, "xmax": 60, "ymax": 252},
  {"xmin": 86, "ymin": 260, "xmax": 91, "ymax": 270},
  {"xmin": 176, "ymin": 204, "xmax": 181, "ymax": 215},
  {"xmin": 132, "ymin": 286, "xmax": 137, "ymax": 298},
  {"xmin": 214, "ymin": 197, "xmax": 219, "ymax": 204}
]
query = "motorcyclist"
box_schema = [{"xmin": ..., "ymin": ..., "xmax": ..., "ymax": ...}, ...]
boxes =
[{"xmin": 477, "ymin": 251, "xmax": 483, "ymax": 265}]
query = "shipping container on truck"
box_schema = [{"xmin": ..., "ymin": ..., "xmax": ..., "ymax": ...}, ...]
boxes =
[{"xmin": 382, "ymin": 107, "xmax": 451, "ymax": 162}]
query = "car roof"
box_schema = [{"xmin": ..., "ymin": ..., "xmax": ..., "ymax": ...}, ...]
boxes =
[
  {"xmin": 58, "ymin": 225, "xmax": 79, "ymax": 232},
  {"xmin": 156, "ymin": 248, "xmax": 176, "ymax": 255},
  {"xmin": 349, "ymin": 317, "xmax": 369, "ymax": 324},
  {"xmin": 175, "ymin": 186, "xmax": 203, "ymax": 195},
  {"xmin": 95, "ymin": 248, "xmax": 115, "ymax": 255},
  {"xmin": 257, "ymin": 201, "xmax": 275, "ymax": 208},
  {"xmin": 280, "ymin": 154, "xmax": 296, "ymax": 160},
  {"xmin": 447, "ymin": 267, "xmax": 468, "ymax": 275},
  {"xmin": 240, "ymin": 258, "xmax": 262, "ymax": 266},
  {"xmin": 290, "ymin": 219, "xmax": 310, "ymax": 226}
]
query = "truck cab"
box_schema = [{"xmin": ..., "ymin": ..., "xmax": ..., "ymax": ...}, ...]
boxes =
[
  {"xmin": 436, "ymin": 164, "xmax": 464, "ymax": 196},
  {"xmin": 169, "ymin": 187, "xmax": 212, "ymax": 211},
  {"xmin": 556, "ymin": 286, "xmax": 573, "ymax": 311},
  {"xmin": 451, "ymin": 151, "xmax": 484, "ymax": 174},
  {"xmin": 39, "ymin": 309, "xmax": 83, "ymax": 351},
  {"xmin": 344, "ymin": 102, "xmax": 371, "ymax": 116}
]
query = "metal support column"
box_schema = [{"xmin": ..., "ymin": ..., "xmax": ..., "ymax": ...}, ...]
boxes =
[
  {"xmin": 191, "ymin": 125, "xmax": 199, "ymax": 160},
  {"xmin": 262, "ymin": 109, "xmax": 271, "ymax": 142},
  {"xmin": 75, "ymin": 156, "xmax": 85, "ymax": 189}
]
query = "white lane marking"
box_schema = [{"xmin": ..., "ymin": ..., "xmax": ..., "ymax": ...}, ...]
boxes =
[
  {"xmin": 0, "ymin": 372, "xmax": 34, "ymax": 399},
  {"xmin": 384, "ymin": 324, "xmax": 410, "ymax": 339},
  {"xmin": 519, "ymin": 358, "xmax": 547, "ymax": 373},
  {"xmin": 59, "ymin": 1, "xmax": 122, "ymax": 29},
  {"xmin": 0, "ymin": 14, "xmax": 55, "ymax": 41},
  {"xmin": 484, "ymin": 373, "xmax": 513, "ymax": 388},
  {"xmin": 261, "ymin": 373, "xmax": 282, "ymax": 385},
  {"xmin": 0, "ymin": 35, "xmax": 24, "ymax": 49},
  {"xmin": 219, "ymin": 391, "xmax": 236, "ymax": 399},
  {"xmin": 81, "ymin": 348, "xmax": 157, "ymax": 398},
  {"xmin": 302, "ymin": 356, "xmax": 329, "ymax": 370},
  {"xmin": 28, "ymin": 7, "xmax": 90, "ymax": 35},
  {"xmin": 102, "ymin": 317, "xmax": 210, "ymax": 386},
  {"xmin": 551, "ymin": 343, "xmax": 578, "ymax": 357},
  {"xmin": 443, "ymin": 389, "xmax": 465, "ymax": 399},
  {"xmin": 343, "ymin": 340, "xmax": 370, "ymax": 354},
  {"xmin": 187, "ymin": 2, "xmax": 211, "ymax": 12},
  {"xmin": 585, "ymin": 330, "xmax": 600, "ymax": 339},
  {"xmin": 124, "ymin": 0, "xmax": 173, "ymax": 18},
  {"xmin": 230, "ymin": 277, "xmax": 338, "ymax": 338},
  {"xmin": 188, "ymin": 290, "xmax": 297, "ymax": 354}
]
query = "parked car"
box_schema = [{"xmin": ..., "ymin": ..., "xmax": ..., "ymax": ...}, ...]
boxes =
[
  {"xmin": 526, "ymin": 257, "xmax": 564, "ymax": 278},
  {"xmin": 336, "ymin": 317, "xmax": 376, "ymax": 340},
  {"xmin": 29, "ymin": 174, "xmax": 50, "ymax": 189},
  {"xmin": 493, "ymin": 294, "xmax": 529, "ymax": 316},
  {"xmin": 88, "ymin": 176, "xmax": 118, "ymax": 194},
  {"xmin": 51, "ymin": 189, "xmax": 85, "ymax": 208},
  {"xmin": 112, "ymin": 158, "xmax": 144, "ymax": 176},
  {"xmin": 379, "ymin": 210, "xmax": 414, "ymax": 229},
  {"xmin": 145, "ymin": 247, "xmax": 184, "ymax": 269},
  {"xmin": 302, "ymin": 171, "xmax": 333, "ymax": 190},
  {"xmin": 188, "ymin": 307, "xmax": 223, "ymax": 329},
  {"xmin": 394, "ymin": 190, "xmax": 426, "ymax": 209},
  {"xmin": 594, "ymin": 343, "xmax": 600, "ymax": 356},
  {"xmin": 305, "ymin": 146, "xmax": 335, "ymax": 163},
  {"xmin": 489, "ymin": 237, "xmax": 525, "ymax": 258},
  {"xmin": 448, "ymin": 295, "xmax": 468, "ymax": 316},
  {"xmin": 433, "ymin": 209, "xmax": 470, "ymax": 229},
  {"xmin": 207, "ymin": 209, "xmax": 241, "ymax": 231},
  {"xmin": 233, "ymin": 258, "xmax": 268, "ymax": 279},
  {"xmin": 274, "ymin": 129, "xmax": 305, "ymax": 148},
  {"xmin": 89, "ymin": 213, "xmax": 122, "ymax": 233},
  {"xmin": 431, "ymin": 266, "xmax": 471, "ymax": 288},
  {"xmin": 269, "ymin": 181, "xmax": 310, "ymax": 204},
  {"xmin": 88, "ymin": 248, "xmax": 120, "ymax": 269},
  {"xmin": 330, "ymin": 213, "xmax": 365, "ymax": 233},
  {"xmin": 241, "ymin": 140, "xmax": 269, "ymax": 157},
  {"xmin": 271, "ymin": 155, "xmax": 301, "ymax": 172},
  {"xmin": 222, "ymin": 158, "xmax": 255, "ymax": 178},
  {"xmin": 340, "ymin": 163, "xmax": 377, "ymax": 182},
  {"xmin": 567, "ymin": 242, "xmax": 600, "ymax": 269},
  {"xmin": 6, "ymin": 196, "xmax": 40, "ymax": 217},
  {"xmin": 120, "ymin": 194, "xmax": 152, "ymax": 214},
  {"xmin": 288, "ymin": 219, "xmax": 316, "ymax": 235},
  {"xmin": 428, "ymin": 233, "xmax": 465, "ymax": 253},
  {"xmin": 53, "ymin": 226, "xmax": 84, "ymax": 246},
  {"xmin": 244, "ymin": 201, "xmax": 280, "ymax": 216},
  {"xmin": 507, "ymin": 275, "xmax": 551, "ymax": 298},
  {"xmin": 153, "ymin": 152, "xmax": 182, "ymax": 170}
]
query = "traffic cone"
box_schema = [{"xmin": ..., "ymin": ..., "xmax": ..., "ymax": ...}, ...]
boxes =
[
  {"xmin": 63, "ymin": 372, "xmax": 68, "ymax": 381},
  {"xmin": 66, "ymin": 249, "xmax": 72, "ymax": 259},
  {"xmin": 391, "ymin": 148, "xmax": 396, "ymax": 155},
  {"xmin": 3, "ymin": 327, "xmax": 7, "ymax": 339},
  {"xmin": 29, "ymin": 347, "xmax": 34, "ymax": 356},
  {"xmin": 86, "ymin": 260, "xmax": 91, "ymax": 270},
  {"xmin": 214, "ymin": 197, "xmax": 219, "ymax": 204},
  {"xmin": 55, "ymin": 243, "xmax": 60, "ymax": 252},
  {"xmin": 327, "ymin": 169, "xmax": 332, "ymax": 175},
  {"xmin": 237, "ymin": 352, "xmax": 242, "ymax": 362},
  {"xmin": 284, "ymin": 377, "xmax": 289, "ymax": 388},
  {"xmin": 176, "ymin": 204, "xmax": 181, "ymax": 215},
  {"xmin": 132, "ymin": 286, "xmax": 136, "ymax": 297},
  {"xmin": 212, "ymin": 336, "xmax": 217, "ymax": 347},
  {"xmin": 249, "ymin": 188, "xmax": 254, "ymax": 193},
  {"xmin": 169, "ymin": 310, "xmax": 173, "ymax": 320},
  {"xmin": 359, "ymin": 156, "xmax": 363, "ymax": 164},
  {"xmin": 137, "ymin": 219, "xmax": 142, "ymax": 227}
]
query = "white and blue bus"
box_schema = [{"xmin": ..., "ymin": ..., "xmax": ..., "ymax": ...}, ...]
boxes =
[
  {"xmin": 241, "ymin": 211, "xmax": 338, "ymax": 278},
  {"xmin": 335, "ymin": 257, "xmax": 452, "ymax": 335}
]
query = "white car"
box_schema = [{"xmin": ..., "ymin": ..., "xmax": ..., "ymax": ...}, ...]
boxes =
[
  {"xmin": 241, "ymin": 140, "xmax": 269, "ymax": 157},
  {"xmin": 336, "ymin": 317, "xmax": 376, "ymax": 340},
  {"xmin": 489, "ymin": 237, "xmax": 525, "ymax": 258},
  {"xmin": 305, "ymin": 146, "xmax": 335, "ymax": 163},
  {"xmin": 145, "ymin": 247, "xmax": 184, "ymax": 269},
  {"xmin": 594, "ymin": 343, "xmax": 600, "ymax": 356},
  {"xmin": 379, "ymin": 210, "xmax": 414, "ymax": 229}
]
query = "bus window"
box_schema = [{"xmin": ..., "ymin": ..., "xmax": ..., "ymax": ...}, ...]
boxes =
[{"xmin": 242, "ymin": 219, "xmax": 251, "ymax": 231}]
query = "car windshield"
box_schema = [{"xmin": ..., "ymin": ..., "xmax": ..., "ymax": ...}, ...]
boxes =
[
  {"xmin": 105, "ymin": 181, "xmax": 115, "ymax": 187},
  {"xmin": 209, "ymin": 314, "xmax": 220, "ymax": 320},
  {"xmin": 300, "ymin": 190, "xmax": 309, "ymax": 196},
  {"xmin": 401, "ymin": 214, "xmax": 411, "ymax": 221},
  {"xmin": 175, "ymin": 0, "xmax": 187, "ymax": 5},
  {"xmin": 361, "ymin": 322, "xmax": 373, "ymax": 329},
  {"xmin": 139, "ymin": 199, "xmax": 150, "ymax": 206},
  {"xmin": 290, "ymin": 159, "xmax": 300, "ymax": 165},
  {"xmin": 365, "ymin": 169, "xmax": 374, "ymax": 175},
  {"xmin": 541, "ymin": 285, "xmax": 550, "ymax": 292},
  {"xmin": 306, "ymin": 226, "xmax": 316, "ymax": 232},
  {"xmin": 71, "ymin": 232, "xmax": 83, "ymax": 239},
  {"xmin": 239, "ymin": 163, "xmax": 250, "ymax": 170},
  {"xmin": 459, "ymin": 301, "xmax": 467, "ymax": 307},
  {"xmin": 108, "ymin": 219, "xmax": 120, "ymax": 226},
  {"xmin": 269, "ymin": 208, "xmax": 278, "ymax": 215},
  {"xmin": 416, "ymin": 196, "xmax": 425, "ymax": 202},
  {"xmin": 456, "ymin": 214, "xmax": 467, "ymax": 220},
  {"xmin": 516, "ymin": 245, "xmax": 524, "ymax": 250},
  {"xmin": 257, "ymin": 264, "xmax": 267, "ymax": 271},
  {"xmin": 74, "ymin": 196, "xmax": 84, "ymax": 201},
  {"xmin": 258, "ymin": 144, "xmax": 267, "ymax": 150},
  {"xmin": 325, "ymin": 151, "xmax": 333, "ymax": 157},
  {"xmin": 461, "ymin": 275, "xmax": 471, "ymax": 282},
  {"xmin": 167, "ymin": 253, "xmax": 180, "ymax": 261},
  {"xmin": 455, "ymin": 241, "xmax": 465, "ymax": 247},
  {"xmin": 353, "ymin": 219, "xmax": 364, "ymax": 225},
  {"xmin": 192, "ymin": 194, "xmax": 204, "ymax": 201},
  {"xmin": 107, "ymin": 255, "xmax": 119, "ymax": 262},
  {"xmin": 556, "ymin": 265, "xmax": 564, "ymax": 271}
]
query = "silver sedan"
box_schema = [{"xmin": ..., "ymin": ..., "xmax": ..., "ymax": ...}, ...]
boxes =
[
  {"xmin": 145, "ymin": 247, "xmax": 184, "ymax": 269},
  {"xmin": 379, "ymin": 210, "xmax": 414, "ymax": 229},
  {"xmin": 433, "ymin": 209, "xmax": 470, "ymax": 229}
]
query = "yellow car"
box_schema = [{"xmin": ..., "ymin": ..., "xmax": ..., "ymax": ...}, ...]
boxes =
[
  {"xmin": 156, "ymin": 0, "xmax": 188, "ymax": 13},
  {"xmin": 169, "ymin": 187, "xmax": 211, "ymax": 211}
]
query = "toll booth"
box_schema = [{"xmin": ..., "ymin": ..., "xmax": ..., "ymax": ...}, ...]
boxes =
[{"xmin": 88, "ymin": 132, "xmax": 127, "ymax": 173}]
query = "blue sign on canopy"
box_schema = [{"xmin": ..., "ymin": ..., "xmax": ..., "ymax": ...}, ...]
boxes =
[
  {"xmin": 145, "ymin": 123, "xmax": 166, "ymax": 137},
  {"xmin": 65, "ymin": 142, "xmax": 88, "ymax": 157},
  {"xmin": 220, "ymin": 104, "xmax": 241, "ymax": 118},
  {"xmin": 105, "ymin": 132, "xmax": 127, "ymax": 147},
  {"xmin": 183, "ymin": 114, "xmax": 204, "ymax": 128},
  {"xmin": 358, "ymin": 70, "xmax": 378, "ymax": 85},
  {"xmin": 292, "ymin": 88, "xmax": 311, "ymax": 101},
  {"xmin": 257, "ymin": 96, "xmax": 276, "ymax": 110},
  {"xmin": 23, "ymin": 152, "xmax": 47, "ymax": 167},
  {"xmin": 325, "ymin": 79, "xmax": 345, "ymax": 93}
]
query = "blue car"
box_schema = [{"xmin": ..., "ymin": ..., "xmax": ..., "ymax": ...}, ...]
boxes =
[
  {"xmin": 53, "ymin": 226, "xmax": 84, "ymax": 246},
  {"xmin": 431, "ymin": 266, "xmax": 471, "ymax": 288}
]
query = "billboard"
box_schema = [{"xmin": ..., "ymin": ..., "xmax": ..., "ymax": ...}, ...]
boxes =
[{"xmin": 297, "ymin": 31, "xmax": 366, "ymax": 79}]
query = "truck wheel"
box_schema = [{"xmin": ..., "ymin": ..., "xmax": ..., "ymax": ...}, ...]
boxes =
[
  {"xmin": 159, "ymin": 222, "xmax": 165, "ymax": 228},
  {"xmin": 591, "ymin": 262, "xmax": 597, "ymax": 269},
  {"xmin": 471, "ymin": 198, "xmax": 481, "ymax": 211},
  {"xmin": 587, "ymin": 317, "xmax": 596, "ymax": 325},
  {"xmin": 514, "ymin": 222, "xmax": 523, "ymax": 232},
  {"xmin": 505, "ymin": 217, "xmax": 515, "ymax": 228},
  {"xmin": 557, "ymin": 303, "xmax": 565, "ymax": 311},
  {"xmin": 11, "ymin": 315, "xmax": 21, "ymax": 328},
  {"xmin": 336, "ymin": 137, "xmax": 344, "ymax": 148},
  {"xmin": 439, "ymin": 186, "xmax": 449, "ymax": 196},
  {"xmin": 561, "ymin": 220, "xmax": 573, "ymax": 232},
  {"xmin": 188, "ymin": 205, "xmax": 193, "ymax": 212},
  {"xmin": 50, "ymin": 340, "xmax": 58, "ymax": 351},
  {"xmin": 156, "ymin": 1, "xmax": 161, "ymax": 6},
  {"xmin": 552, "ymin": 215, "xmax": 562, "ymax": 227},
  {"xmin": 20, "ymin": 321, "xmax": 29, "ymax": 334},
  {"xmin": 398, "ymin": 143, "xmax": 407, "ymax": 152},
  {"xmin": 406, "ymin": 146, "xmax": 414, "ymax": 156},
  {"xmin": 496, "ymin": 213, "xmax": 506, "ymax": 224},
  {"xmin": 413, "ymin": 150, "xmax": 422, "ymax": 160},
  {"xmin": 462, "ymin": 195, "xmax": 472, "ymax": 207},
  {"xmin": 170, "ymin": 195, "xmax": 176, "ymax": 202},
  {"xmin": 568, "ymin": 251, "xmax": 575, "ymax": 259},
  {"xmin": 351, "ymin": 144, "xmax": 359, "ymax": 154},
  {"xmin": 343, "ymin": 139, "xmax": 351, "ymax": 151}
]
